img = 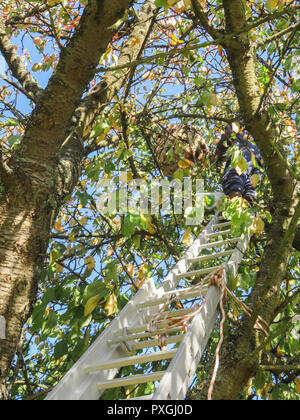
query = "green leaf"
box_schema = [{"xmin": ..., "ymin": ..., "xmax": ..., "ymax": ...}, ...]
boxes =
[
  {"xmin": 5, "ymin": 118, "xmax": 18, "ymax": 126},
  {"xmin": 105, "ymin": 261, "xmax": 118, "ymax": 282},
  {"xmin": 83, "ymin": 280, "xmax": 109, "ymax": 302},
  {"xmin": 173, "ymin": 168, "xmax": 183, "ymax": 181},
  {"xmin": 121, "ymin": 213, "xmax": 141, "ymax": 237},
  {"xmin": 199, "ymin": 91, "xmax": 212, "ymax": 106},
  {"xmin": 154, "ymin": 0, "xmax": 169, "ymax": 10},
  {"xmin": 54, "ymin": 340, "xmax": 68, "ymax": 360},
  {"xmin": 7, "ymin": 134, "xmax": 22, "ymax": 147},
  {"xmin": 205, "ymin": 194, "xmax": 215, "ymax": 208}
]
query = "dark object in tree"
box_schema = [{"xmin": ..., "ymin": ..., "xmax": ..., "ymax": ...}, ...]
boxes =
[{"xmin": 153, "ymin": 124, "xmax": 209, "ymax": 177}]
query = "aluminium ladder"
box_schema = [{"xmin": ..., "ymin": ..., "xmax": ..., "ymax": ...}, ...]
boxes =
[{"xmin": 46, "ymin": 209, "xmax": 251, "ymax": 400}]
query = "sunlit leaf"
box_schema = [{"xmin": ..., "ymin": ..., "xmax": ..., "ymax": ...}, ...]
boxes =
[
  {"xmin": 266, "ymin": 0, "xmax": 279, "ymax": 11},
  {"xmin": 251, "ymin": 174, "xmax": 260, "ymax": 187},
  {"xmin": 295, "ymin": 378, "xmax": 300, "ymax": 397},
  {"xmin": 251, "ymin": 216, "xmax": 265, "ymax": 234},
  {"xmin": 182, "ymin": 227, "xmax": 192, "ymax": 245},
  {"xmin": 84, "ymin": 295, "xmax": 100, "ymax": 317},
  {"xmin": 104, "ymin": 292, "xmax": 118, "ymax": 316},
  {"xmin": 84, "ymin": 255, "xmax": 95, "ymax": 272}
]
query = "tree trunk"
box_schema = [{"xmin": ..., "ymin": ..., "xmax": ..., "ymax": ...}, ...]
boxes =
[
  {"xmin": 0, "ymin": 167, "xmax": 57, "ymax": 397},
  {"xmin": 188, "ymin": 0, "xmax": 299, "ymax": 400},
  {"xmin": 0, "ymin": 0, "xmax": 158, "ymax": 398}
]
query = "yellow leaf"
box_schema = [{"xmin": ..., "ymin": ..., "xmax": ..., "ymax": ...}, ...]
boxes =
[
  {"xmin": 54, "ymin": 218, "xmax": 64, "ymax": 231},
  {"xmin": 68, "ymin": 232, "xmax": 76, "ymax": 242},
  {"xmin": 169, "ymin": 33, "xmax": 184, "ymax": 46},
  {"xmin": 234, "ymin": 156, "xmax": 248, "ymax": 175},
  {"xmin": 127, "ymin": 263, "xmax": 135, "ymax": 278},
  {"xmin": 245, "ymin": 378, "xmax": 253, "ymax": 396},
  {"xmin": 49, "ymin": 248, "xmax": 60, "ymax": 265},
  {"xmin": 134, "ymin": 263, "xmax": 148, "ymax": 289},
  {"xmin": 295, "ymin": 378, "xmax": 300, "ymax": 397},
  {"xmin": 231, "ymin": 275, "xmax": 239, "ymax": 291},
  {"xmin": 182, "ymin": 227, "xmax": 192, "ymax": 245},
  {"xmin": 251, "ymin": 174, "xmax": 260, "ymax": 188},
  {"xmin": 261, "ymin": 382, "xmax": 272, "ymax": 399},
  {"xmin": 107, "ymin": 248, "xmax": 114, "ymax": 257},
  {"xmin": 251, "ymin": 216, "xmax": 265, "ymax": 235},
  {"xmin": 104, "ymin": 292, "xmax": 118, "ymax": 316},
  {"xmin": 84, "ymin": 255, "xmax": 95, "ymax": 272},
  {"xmin": 146, "ymin": 221, "xmax": 157, "ymax": 235},
  {"xmin": 265, "ymin": 341, "xmax": 272, "ymax": 351},
  {"xmin": 127, "ymin": 171, "xmax": 133, "ymax": 182},
  {"xmin": 231, "ymin": 300, "xmax": 240, "ymax": 317},
  {"xmin": 276, "ymin": 345, "xmax": 284, "ymax": 357},
  {"xmin": 47, "ymin": 0, "xmax": 61, "ymax": 5},
  {"xmin": 210, "ymin": 93, "xmax": 219, "ymax": 106},
  {"xmin": 266, "ymin": 0, "xmax": 279, "ymax": 11},
  {"xmin": 178, "ymin": 159, "xmax": 191, "ymax": 169},
  {"xmin": 83, "ymin": 125, "xmax": 91, "ymax": 137},
  {"xmin": 95, "ymin": 133, "xmax": 106, "ymax": 144},
  {"xmin": 84, "ymin": 295, "xmax": 100, "ymax": 317},
  {"xmin": 56, "ymin": 263, "xmax": 64, "ymax": 274}
]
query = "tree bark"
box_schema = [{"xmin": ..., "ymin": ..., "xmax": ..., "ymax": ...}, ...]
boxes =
[
  {"xmin": 0, "ymin": 0, "xmax": 134, "ymax": 398},
  {"xmin": 0, "ymin": 0, "xmax": 158, "ymax": 399},
  {"xmin": 189, "ymin": 0, "xmax": 300, "ymax": 400}
]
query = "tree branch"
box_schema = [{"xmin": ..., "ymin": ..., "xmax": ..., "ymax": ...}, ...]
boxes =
[
  {"xmin": 19, "ymin": 0, "xmax": 132, "ymax": 165},
  {"xmin": 0, "ymin": 24, "xmax": 43, "ymax": 100},
  {"xmin": 191, "ymin": 0, "xmax": 221, "ymax": 39},
  {"xmin": 55, "ymin": 0, "xmax": 157, "ymax": 198},
  {"xmin": 255, "ymin": 21, "xmax": 300, "ymax": 48},
  {"xmin": 260, "ymin": 364, "xmax": 300, "ymax": 373},
  {"xmin": 187, "ymin": 0, "xmax": 300, "ymax": 400}
]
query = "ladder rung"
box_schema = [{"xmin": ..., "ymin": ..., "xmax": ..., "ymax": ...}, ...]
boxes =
[
  {"xmin": 212, "ymin": 221, "xmax": 232, "ymax": 229},
  {"xmin": 143, "ymin": 306, "xmax": 196, "ymax": 322},
  {"xmin": 115, "ymin": 307, "xmax": 195, "ymax": 335},
  {"xmin": 114, "ymin": 308, "xmax": 195, "ymax": 337},
  {"xmin": 131, "ymin": 334, "xmax": 184, "ymax": 351},
  {"xmin": 97, "ymin": 371, "xmax": 165, "ymax": 390},
  {"xmin": 198, "ymin": 237, "xmax": 240, "ymax": 249},
  {"xmin": 136, "ymin": 286, "xmax": 208, "ymax": 309},
  {"xmin": 175, "ymin": 264, "xmax": 224, "ymax": 280},
  {"xmin": 108, "ymin": 326, "xmax": 184, "ymax": 345},
  {"xmin": 206, "ymin": 229, "xmax": 231, "ymax": 239},
  {"xmin": 84, "ymin": 349, "xmax": 176, "ymax": 373},
  {"xmin": 188, "ymin": 249, "xmax": 234, "ymax": 263}
]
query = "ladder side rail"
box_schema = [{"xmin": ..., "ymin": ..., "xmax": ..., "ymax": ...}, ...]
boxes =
[
  {"xmin": 226, "ymin": 232, "xmax": 251, "ymax": 279},
  {"xmin": 46, "ymin": 278, "xmax": 161, "ymax": 400},
  {"xmin": 152, "ymin": 233, "xmax": 251, "ymax": 400},
  {"xmin": 162, "ymin": 212, "xmax": 221, "ymax": 293},
  {"xmin": 152, "ymin": 282, "xmax": 222, "ymax": 400}
]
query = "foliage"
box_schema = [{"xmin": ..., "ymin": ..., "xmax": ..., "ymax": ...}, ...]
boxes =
[{"xmin": 0, "ymin": 0, "xmax": 299, "ymax": 400}]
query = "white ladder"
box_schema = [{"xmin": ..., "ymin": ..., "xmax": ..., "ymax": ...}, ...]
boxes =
[{"xmin": 46, "ymin": 211, "xmax": 250, "ymax": 400}]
